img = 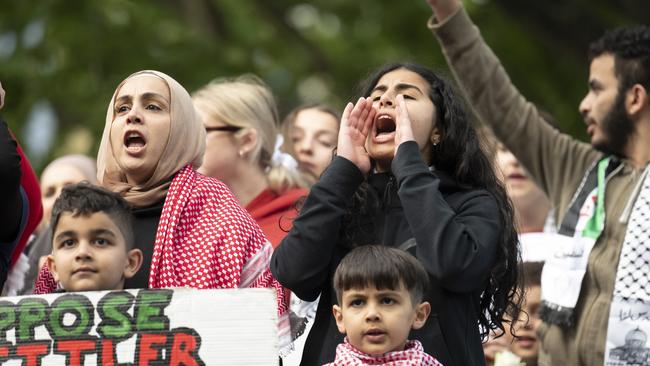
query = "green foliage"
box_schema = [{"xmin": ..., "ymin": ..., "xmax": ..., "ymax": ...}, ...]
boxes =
[{"xmin": 0, "ymin": 0, "xmax": 647, "ymax": 171}]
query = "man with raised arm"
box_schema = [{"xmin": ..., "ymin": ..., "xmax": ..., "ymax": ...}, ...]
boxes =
[{"xmin": 425, "ymin": 1, "xmax": 650, "ymax": 365}]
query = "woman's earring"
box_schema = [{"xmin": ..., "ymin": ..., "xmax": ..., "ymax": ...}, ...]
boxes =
[{"xmin": 431, "ymin": 135, "xmax": 440, "ymax": 146}]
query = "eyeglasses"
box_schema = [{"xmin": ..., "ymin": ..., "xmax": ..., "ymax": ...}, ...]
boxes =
[{"xmin": 205, "ymin": 126, "xmax": 241, "ymax": 133}]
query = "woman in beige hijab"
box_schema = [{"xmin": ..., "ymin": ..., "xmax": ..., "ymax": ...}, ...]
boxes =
[{"xmin": 35, "ymin": 71, "xmax": 289, "ymax": 320}]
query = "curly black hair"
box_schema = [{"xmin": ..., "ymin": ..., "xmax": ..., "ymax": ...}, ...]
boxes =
[
  {"xmin": 589, "ymin": 25, "xmax": 650, "ymax": 92},
  {"xmin": 344, "ymin": 62, "xmax": 522, "ymax": 340},
  {"xmin": 51, "ymin": 182, "xmax": 135, "ymax": 249}
]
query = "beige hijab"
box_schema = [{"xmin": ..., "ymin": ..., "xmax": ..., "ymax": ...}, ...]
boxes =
[{"xmin": 96, "ymin": 70, "xmax": 206, "ymax": 207}]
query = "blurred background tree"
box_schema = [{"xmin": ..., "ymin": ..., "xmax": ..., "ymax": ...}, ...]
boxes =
[{"xmin": 0, "ymin": 0, "xmax": 647, "ymax": 171}]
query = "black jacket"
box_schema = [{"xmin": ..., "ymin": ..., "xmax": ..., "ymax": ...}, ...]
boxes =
[
  {"xmin": 0, "ymin": 119, "xmax": 23, "ymax": 287},
  {"xmin": 271, "ymin": 141, "xmax": 501, "ymax": 366}
]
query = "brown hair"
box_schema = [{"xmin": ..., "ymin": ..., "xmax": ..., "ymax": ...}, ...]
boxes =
[
  {"xmin": 333, "ymin": 245, "xmax": 429, "ymax": 305},
  {"xmin": 280, "ymin": 103, "xmax": 340, "ymax": 158}
]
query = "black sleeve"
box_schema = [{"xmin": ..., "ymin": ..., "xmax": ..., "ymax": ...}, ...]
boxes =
[
  {"xmin": 392, "ymin": 141, "xmax": 500, "ymax": 293},
  {"xmin": 0, "ymin": 119, "xmax": 23, "ymax": 244},
  {"xmin": 270, "ymin": 156, "xmax": 365, "ymax": 301}
]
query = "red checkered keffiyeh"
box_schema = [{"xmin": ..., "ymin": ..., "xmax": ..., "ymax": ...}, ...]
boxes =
[
  {"xmin": 324, "ymin": 338, "xmax": 443, "ymax": 366},
  {"xmin": 34, "ymin": 165, "xmax": 288, "ymax": 315}
]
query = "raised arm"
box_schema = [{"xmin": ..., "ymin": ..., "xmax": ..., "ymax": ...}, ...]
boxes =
[
  {"xmin": 270, "ymin": 156, "xmax": 364, "ymax": 301},
  {"xmin": 425, "ymin": 1, "xmax": 602, "ymax": 213},
  {"xmin": 271, "ymin": 98, "xmax": 374, "ymax": 301},
  {"xmin": 387, "ymin": 94, "xmax": 498, "ymax": 291},
  {"xmin": 425, "ymin": 0, "xmax": 461, "ymax": 23},
  {"xmin": 392, "ymin": 141, "xmax": 499, "ymax": 292}
]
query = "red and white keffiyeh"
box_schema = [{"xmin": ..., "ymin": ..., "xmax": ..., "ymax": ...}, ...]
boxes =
[
  {"xmin": 324, "ymin": 338, "xmax": 443, "ymax": 366},
  {"xmin": 34, "ymin": 165, "xmax": 288, "ymax": 315}
]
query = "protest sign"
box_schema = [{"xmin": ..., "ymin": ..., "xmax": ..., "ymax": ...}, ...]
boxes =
[{"xmin": 0, "ymin": 288, "xmax": 278, "ymax": 365}]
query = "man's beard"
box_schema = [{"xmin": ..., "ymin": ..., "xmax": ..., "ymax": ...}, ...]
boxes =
[{"xmin": 592, "ymin": 90, "xmax": 635, "ymax": 157}]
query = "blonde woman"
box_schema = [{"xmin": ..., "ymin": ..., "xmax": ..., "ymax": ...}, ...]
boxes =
[{"xmin": 192, "ymin": 75, "xmax": 308, "ymax": 247}]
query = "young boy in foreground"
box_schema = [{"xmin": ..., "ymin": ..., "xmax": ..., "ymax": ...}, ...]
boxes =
[
  {"xmin": 328, "ymin": 245, "xmax": 443, "ymax": 365},
  {"xmin": 46, "ymin": 183, "xmax": 142, "ymax": 292}
]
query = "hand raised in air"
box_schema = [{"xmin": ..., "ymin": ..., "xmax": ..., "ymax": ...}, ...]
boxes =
[{"xmin": 337, "ymin": 97, "xmax": 376, "ymax": 174}]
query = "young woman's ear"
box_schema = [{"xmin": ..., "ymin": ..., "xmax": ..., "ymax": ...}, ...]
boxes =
[
  {"xmin": 45, "ymin": 255, "xmax": 60, "ymax": 282},
  {"xmin": 429, "ymin": 104, "xmax": 442, "ymax": 147},
  {"xmin": 332, "ymin": 304, "xmax": 347, "ymax": 334},
  {"xmin": 124, "ymin": 249, "xmax": 144, "ymax": 279},
  {"xmin": 236, "ymin": 128, "xmax": 259, "ymax": 159},
  {"xmin": 412, "ymin": 301, "xmax": 431, "ymax": 330},
  {"xmin": 430, "ymin": 128, "xmax": 441, "ymax": 146}
]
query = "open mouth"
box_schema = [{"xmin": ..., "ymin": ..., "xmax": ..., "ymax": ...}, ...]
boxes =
[
  {"xmin": 584, "ymin": 118, "xmax": 598, "ymax": 136},
  {"xmin": 375, "ymin": 114, "xmax": 396, "ymax": 136},
  {"xmin": 586, "ymin": 122, "xmax": 597, "ymax": 136},
  {"xmin": 124, "ymin": 131, "xmax": 147, "ymax": 152},
  {"xmin": 364, "ymin": 328, "xmax": 387, "ymax": 344},
  {"xmin": 364, "ymin": 329, "xmax": 386, "ymax": 336}
]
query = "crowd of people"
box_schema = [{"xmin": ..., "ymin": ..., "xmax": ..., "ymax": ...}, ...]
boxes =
[{"xmin": 1, "ymin": 0, "xmax": 650, "ymax": 365}]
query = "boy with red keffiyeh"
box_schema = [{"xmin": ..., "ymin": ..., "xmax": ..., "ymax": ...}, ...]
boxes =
[{"xmin": 326, "ymin": 246, "xmax": 443, "ymax": 366}]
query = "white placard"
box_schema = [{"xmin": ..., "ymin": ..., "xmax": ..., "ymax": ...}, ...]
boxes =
[{"xmin": 0, "ymin": 288, "xmax": 278, "ymax": 365}]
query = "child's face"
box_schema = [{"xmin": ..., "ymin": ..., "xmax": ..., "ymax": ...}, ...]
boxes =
[
  {"xmin": 510, "ymin": 285, "xmax": 541, "ymax": 363},
  {"xmin": 290, "ymin": 108, "xmax": 339, "ymax": 180},
  {"xmin": 47, "ymin": 211, "xmax": 142, "ymax": 292},
  {"xmin": 333, "ymin": 284, "xmax": 430, "ymax": 355}
]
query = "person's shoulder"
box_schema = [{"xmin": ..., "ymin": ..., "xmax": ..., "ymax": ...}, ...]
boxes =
[
  {"xmin": 193, "ymin": 170, "xmax": 227, "ymax": 189},
  {"xmin": 445, "ymin": 183, "xmax": 498, "ymax": 214},
  {"xmin": 462, "ymin": 187, "xmax": 497, "ymax": 205},
  {"xmin": 435, "ymin": 170, "xmax": 494, "ymax": 200},
  {"xmin": 191, "ymin": 170, "xmax": 260, "ymax": 224},
  {"xmin": 174, "ymin": 169, "xmax": 245, "ymax": 214},
  {"xmin": 190, "ymin": 170, "xmax": 238, "ymax": 200}
]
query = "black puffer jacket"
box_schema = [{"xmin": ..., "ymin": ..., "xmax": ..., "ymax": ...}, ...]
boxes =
[{"xmin": 271, "ymin": 141, "xmax": 501, "ymax": 366}]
